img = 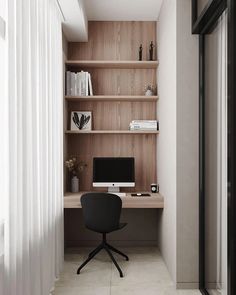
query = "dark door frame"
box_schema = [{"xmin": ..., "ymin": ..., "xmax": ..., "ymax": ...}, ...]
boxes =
[{"xmin": 192, "ymin": 0, "xmax": 236, "ymax": 294}]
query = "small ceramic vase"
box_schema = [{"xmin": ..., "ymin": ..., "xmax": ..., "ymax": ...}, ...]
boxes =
[{"xmin": 71, "ymin": 176, "xmax": 79, "ymax": 193}]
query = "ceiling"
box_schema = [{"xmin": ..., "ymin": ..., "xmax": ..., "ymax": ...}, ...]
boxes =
[
  {"xmin": 59, "ymin": 0, "xmax": 163, "ymax": 42},
  {"xmin": 84, "ymin": 0, "xmax": 164, "ymax": 21},
  {"xmin": 58, "ymin": 0, "xmax": 88, "ymax": 41}
]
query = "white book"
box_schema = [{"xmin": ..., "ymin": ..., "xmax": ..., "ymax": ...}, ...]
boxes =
[
  {"xmin": 130, "ymin": 122, "xmax": 157, "ymax": 127},
  {"xmin": 66, "ymin": 71, "xmax": 71, "ymax": 95},
  {"xmin": 88, "ymin": 73, "xmax": 93, "ymax": 96},
  {"xmin": 130, "ymin": 120, "xmax": 157, "ymax": 124},
  {"xmin": 76, "ymin": 73, "xmax": 81, "ymax": 96},
  {"xmin": 130, "ymin": 123, "xmax": 158, "ymax": 130},
  {"xmin": 131, "ymin": 120, "xmax": 157, "ymax": 123},
  {"xmin": 130, "ymin": 124, "xmax": 157, "ymax": 129},
  {"xmin": 83, "ymin": 71, "xmax": 87, "ymax": 96},
  {"xmin": 130, "ymin": 126, "xmax": 157, "ymax": 130},
  {"xmin": 71, "ymin": 72, "xmax": 76, "ymax": 96},
  {"xmin": 80, "ymin": 71, "xmax": 86, "ymax": 96},
  {"xmin": 85, "ymin": 72, "xmax": 89, "ymax": 96},
  {"xmin": 79, "ymin": 72, "xmax": 83, "ymax": 95}
]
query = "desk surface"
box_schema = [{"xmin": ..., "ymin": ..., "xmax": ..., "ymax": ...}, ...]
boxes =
[{"xmin": 64, "ymin": 192, "xmax": 164, "ymax": 209}]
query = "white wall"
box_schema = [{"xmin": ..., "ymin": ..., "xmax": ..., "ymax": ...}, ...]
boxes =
[
  {"xmin": 157, "ymin": 0, "xmax": 199, "ymax": 287},
  {"xmin": 59, "ymin": 0, "xmax": 88, "ymax": 41},
  {"xmin": 157, "ymin": 0, "xmax": 177, "ymax": 283},
  {"xmin": 176, "ymin": 0, "xmax": 199, "ymax": 288}
]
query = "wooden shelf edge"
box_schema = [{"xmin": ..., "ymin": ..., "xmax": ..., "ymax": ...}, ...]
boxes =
[
  {"xmin": 65, "ymin": 95, "xmax": 159, "ymax": 102},
  {"xmin": 66, "ymin": 60, "xmax": 159, "ymax": 69},
  {"xmin": 64, "ymin": 191, "xmax": 164, "ymax": 197},
  {"xmin": 64, "ymin": 192, "xmax": 164, "ymax": 209},
  {"xmin": 65, "ymin": 130, "xmax": 159, "ymax": 134}
]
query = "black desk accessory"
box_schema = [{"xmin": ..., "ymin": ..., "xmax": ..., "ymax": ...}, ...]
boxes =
[{"xmin": 151, "ymin": 183, "xmax": 159, "ymax": 193}]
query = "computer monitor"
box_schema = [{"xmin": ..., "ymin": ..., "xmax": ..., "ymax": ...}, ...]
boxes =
[{"xmin": 93, "ymin": 157, "xmax": 135, "ymax": 193}]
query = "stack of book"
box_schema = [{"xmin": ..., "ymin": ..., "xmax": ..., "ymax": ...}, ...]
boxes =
[
  {"xmin": 66, "ymin": 71, "xmax": 93, "ymax": 96},
  {"xmin": 129, "ymin": 120, "xmax": 159, "ymax": 131}
]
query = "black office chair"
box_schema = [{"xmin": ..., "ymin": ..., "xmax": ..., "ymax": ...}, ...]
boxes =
[{"xmin": 77, "ymin": 193, "xmax": 129, "ymax": 277}]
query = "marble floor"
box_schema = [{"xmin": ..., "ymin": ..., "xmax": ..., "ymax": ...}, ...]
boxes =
[{"xmin": 52, "ymin": 247, "xmax": 201, "ymax": 295}]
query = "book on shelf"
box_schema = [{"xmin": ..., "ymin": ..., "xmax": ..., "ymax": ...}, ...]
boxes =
[
  {"xmin": 66, "ymin": 70, "xmax": 93, "ymax": 96},
  {"xmin": 76, "ymin": 72, "xmax": 81, "ymax": 96},
  {"xmin": 80, "ymin": 71, "xmax": 86, "ymax": 96},
  {"xmin": 129, "ymin": 120, "xmax": 159, "ymax": 131},
  {"xmin": 71, "ymin": 72, "xmax": 76, "ymax": 96},
  {"xmin": 131, "ymin": 120, "xmax": 157, "ymax": 123},
  {"xmin": 66, "ymin": 71, "xmax": 71, "ymax": 96},
  {"xmin": 88, "ymin": 73, "xmax": 93, "ymax": 96}
]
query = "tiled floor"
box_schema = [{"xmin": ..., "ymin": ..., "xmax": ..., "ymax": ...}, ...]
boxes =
[{"xmin": 52, "ymin": 247, "xmax": 201, "ymax": 295}]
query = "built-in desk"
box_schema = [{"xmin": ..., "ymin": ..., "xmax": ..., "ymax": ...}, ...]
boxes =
[{"xmin": 64, "ymin": 192, "xmax": 164, "ymax": 209}]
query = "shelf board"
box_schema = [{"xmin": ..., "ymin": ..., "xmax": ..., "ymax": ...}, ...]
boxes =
[
  {"xmin": 64, "ymin": 192, "xmax": 164, "ymax": 209},
  {"xmin": 65, "ymin": 95, "xmax": 158, "ymax": 102},
  {"xmin": 65, "ymin": 130, "xmax": 159, "ymax": 135},
  {"xmin": 66, "ymin": 60, "xmax": 158, "ymax": 69}
]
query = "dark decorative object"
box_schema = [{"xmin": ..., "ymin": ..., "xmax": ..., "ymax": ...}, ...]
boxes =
[
  {"xmin": 73, "ymin": 113, "xmax": 90, "ymax": 129},
  {"xmin": 71, "ymin": 111, "xmax": 92, "ymax": 130},
  {"xmin": 149, "ymin": 41, "xmax": 154, "ymax": 61},
  {"xmin": 153, "ymin": 85, "xmax": 158, "ymax": 95},
  {"xmin": 139, "ymin": 44, "xmax": 143, "ymax": 61},
  {"xmin": 151, "ymin": 183, "xmax": 159, "ymax": 193}
]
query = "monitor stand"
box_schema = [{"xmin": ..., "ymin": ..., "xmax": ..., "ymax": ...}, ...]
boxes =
[{"xmin": 108, "ymin": 187, "xmax": 126, "ymax": 197}]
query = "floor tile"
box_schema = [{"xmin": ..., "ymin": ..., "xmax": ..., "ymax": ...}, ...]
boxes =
[
  {"xmin": 55, "ymin": 249, "xmax": 112, "ymax": 288},
  {"xmin": 110, "ymin": 247, "xmax": 172, "ymax": 287},
  {"xmin": 52, "ymin": 286, "xmax": 110, "ymax": 295},
  {"xmin": 52, "ymin": 247, "xmax": 201, "ymax": 295}
]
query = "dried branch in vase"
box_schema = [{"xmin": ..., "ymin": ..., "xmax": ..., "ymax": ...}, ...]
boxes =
[{"xmin": 65, "ymin": 157, "xmax": 87, "ymax": 177}]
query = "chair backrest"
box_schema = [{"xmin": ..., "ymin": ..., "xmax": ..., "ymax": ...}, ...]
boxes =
[{"xmin": 81, "ymin": 193, "xmax": 122, "ymax": 233}]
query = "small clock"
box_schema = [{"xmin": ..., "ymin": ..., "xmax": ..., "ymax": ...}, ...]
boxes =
[{"xmin": 151, "ymin": 183, "xmax": 159, "ymax": 193}]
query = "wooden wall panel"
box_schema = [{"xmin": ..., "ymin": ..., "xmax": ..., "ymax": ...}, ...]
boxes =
[
  {"xmin": 67, "ymin": 134, "xmax": 157, "ymax": 192},
  {"xmin": 66, "ymin": 68, "xmax": 156, "ymax": 96},
  {"xmin": 68, "ymin": 21, "xmax": 157, "ymax": 61},
  {"xmin": 65, "ymin": 21, "xmax": 158, "ymax": 192},
  {"xmin": 67, "ymin": 101, "xmax": 156, "ymax": 130}
]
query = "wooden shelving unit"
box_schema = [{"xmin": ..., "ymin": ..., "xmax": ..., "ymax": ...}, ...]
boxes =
[
  {"xmin": 65, "ymin": 130, "xmax": 159, "ymax": 134},
  {"xmin": 65, "ymin": 95, "xmax": 158, "ymax": 102},
  {"xmin": 66, "ymin": 60, "xmax": 158, "ymax": 69},
  {"xmin": 65, "ymin": 21, "xmax": 158, "ymax": 192}
]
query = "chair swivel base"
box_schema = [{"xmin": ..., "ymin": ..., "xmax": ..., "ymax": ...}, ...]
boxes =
[{"xmin": 77, "ymin": 234, "xmax": 129, "ymax": 278}]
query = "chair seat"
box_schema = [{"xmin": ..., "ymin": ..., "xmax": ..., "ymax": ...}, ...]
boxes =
[
  {"xmin": 87, "ymin": 222, "xmax": 127, "ymax": 234},
  {"xmin": 108, "ymin": 222, "xmax": 127, "ymax": 233}
]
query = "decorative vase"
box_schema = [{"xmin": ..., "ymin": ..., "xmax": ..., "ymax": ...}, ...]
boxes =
[
  {"xmin": 71, "ymin": 176, "xmax": 79, "ymax": 193},
  {"xmin": 145, "ymin": 89, "xmax": 153, "ymax": 96}
]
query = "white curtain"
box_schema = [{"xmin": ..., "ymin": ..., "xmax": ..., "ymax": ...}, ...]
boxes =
[
  {"xmin": 0, "ymin": 0, "xmax": 64, "ymax": 294},
  {"xmin": 0, "ymin": 1, "xmax": 7, "ymax": 295}
]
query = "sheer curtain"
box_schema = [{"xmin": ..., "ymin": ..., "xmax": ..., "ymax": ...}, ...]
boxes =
[
  {"xmin": 0, "ymin": 0, "xmax": 64, "ymax": 294},
  {"xmin": 0, "ymin": 1, "xmax": 7, "ymax": 295}
]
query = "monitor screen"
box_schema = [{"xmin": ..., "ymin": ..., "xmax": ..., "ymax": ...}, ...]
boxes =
[{"xmin": 93, "ymin": 157, "xmax": 135, "ymax": 183}]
